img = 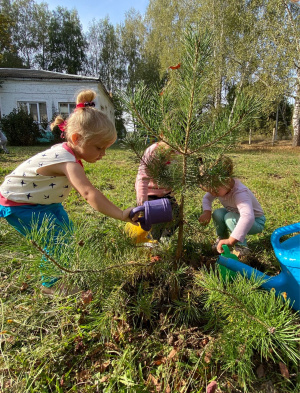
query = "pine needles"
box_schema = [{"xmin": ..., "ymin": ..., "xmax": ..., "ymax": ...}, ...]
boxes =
[{"xmin": 195, "ymin": 268, "xmax": 300, "ymax": 387}]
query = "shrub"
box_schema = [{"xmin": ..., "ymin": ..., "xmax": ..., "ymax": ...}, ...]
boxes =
[{"xmin": 0, "ymin": 108, "xmax": 42, "ymax": 146}]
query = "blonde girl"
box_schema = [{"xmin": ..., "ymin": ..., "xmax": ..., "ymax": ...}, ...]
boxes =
[{"xmin": 0, "ymin": 89, "xmax": 137, "ymax": 293}]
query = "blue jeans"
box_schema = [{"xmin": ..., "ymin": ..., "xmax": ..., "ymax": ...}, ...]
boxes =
[
  {"xmin": 212, "ymin": 208, "xmax": 266, "ymax": 246},
  {"xmin": 0, "ymin": 203, "xmax": 73, "ymax": 287}
]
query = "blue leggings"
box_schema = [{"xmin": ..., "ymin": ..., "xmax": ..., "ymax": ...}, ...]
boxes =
[
  {"xmin": 212, "ymin": 208, "xmax": 266, "ymax": 246},
  {"xmin": 1, "ymin": 203, "xmax": 73, "ymax": 287}
]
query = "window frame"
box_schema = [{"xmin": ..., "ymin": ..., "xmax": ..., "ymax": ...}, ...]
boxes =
[{"xmin": 17, "ymin": 101, "xmax": 48, "ymax": 123}]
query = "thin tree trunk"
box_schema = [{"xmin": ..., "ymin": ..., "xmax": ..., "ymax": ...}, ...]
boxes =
[
  {"xmin": 275, "ymin": 104, "xmax": 279, "ymax": 141},
  {"xmin": 292, "ymin": 72, "xmax": 300, "ymax": 146}
]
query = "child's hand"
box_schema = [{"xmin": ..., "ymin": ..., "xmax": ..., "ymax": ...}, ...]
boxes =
[
  {"xmin": 137, "ymin": 198, "xmax": 147, "ymax": 206},
  {"xmin": 216, "ymin": 237, "xmax": 236, "ymax": 254},
  {"xmin": 198, "ymin": 210, "xmax": 212, "ymax": 226},
  {"xmin": 122, "ymin": 207, "xmax": 139, "ymax": 225}
]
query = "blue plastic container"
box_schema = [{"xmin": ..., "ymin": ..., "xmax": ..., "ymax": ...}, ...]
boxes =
[{"xmin": 217, "ymin": 222, "xmax": 300, "ymax": 311}]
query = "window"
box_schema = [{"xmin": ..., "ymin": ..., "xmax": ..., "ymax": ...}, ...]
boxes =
[
  {"xmin": 58, "ymin": 102, "xmax": 76, "ymax": 118},
  {"xmin": 18, "ymin": 102, "xmax": 48, "ymax": 123}
]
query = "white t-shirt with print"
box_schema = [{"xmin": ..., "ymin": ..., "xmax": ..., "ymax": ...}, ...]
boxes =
[{"xmin": 0, "ymin": 143, "xmax": 78, "ymax": 205}]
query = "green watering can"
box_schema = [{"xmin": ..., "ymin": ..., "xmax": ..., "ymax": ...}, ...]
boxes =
[{"xmin": 218, "ymin": 245, "xmax": 238, "ymax": 280}]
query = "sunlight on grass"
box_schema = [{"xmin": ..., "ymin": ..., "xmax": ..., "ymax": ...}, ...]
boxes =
[{"xmin": 0, "ymin": 142, "xmax": 299, "ymax": 392}]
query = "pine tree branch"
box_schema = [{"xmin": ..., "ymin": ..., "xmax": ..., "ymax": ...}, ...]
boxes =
[
  {"xmin": 205, "ymin": 285, "xmax": 275, "ymax": 333},
  {"xmin": 30, "ymin": 240, "xmax": 155, "ymax": 274},
  {"xmin": 130, "ymin": 100, "xmax": 184, "ymax": 153},
  {"xmin": 188, "ymin": 114, "xmax": 246, "ymax": 154}
]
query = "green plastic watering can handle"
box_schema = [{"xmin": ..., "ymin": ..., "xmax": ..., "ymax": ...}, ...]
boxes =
[{"xmin": 221, "ymin": 245, "xmax": 240, "ymax": 261}]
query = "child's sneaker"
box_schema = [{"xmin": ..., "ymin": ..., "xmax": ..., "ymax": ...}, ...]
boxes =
[{"xmin": 232, "ymin": 245, "xmax": 251, "ymax": 258}]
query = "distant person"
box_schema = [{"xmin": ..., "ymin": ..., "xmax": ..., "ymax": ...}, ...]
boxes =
[
  {"xmin": 198, "ymin": 156, "xmax": 266, "ymax": 257},
  {"xmin": 0, "ymin": 89, "xmax": 138, "ymax": 295},
  {"xmin": 0, "ymin": 129, "xmax": 9, "ymax": 153},
  {"xmin": 51, "ymin": 115, "xmax": 66, "ymax": 143}
]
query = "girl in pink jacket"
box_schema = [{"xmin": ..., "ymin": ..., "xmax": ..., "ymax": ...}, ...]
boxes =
[{"xmin": 135, "ymin": 141, "xmax": 179, "ymax": 240}]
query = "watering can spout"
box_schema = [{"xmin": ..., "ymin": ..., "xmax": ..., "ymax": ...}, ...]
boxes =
[{"xmin": 217, "ymin": 255, "xmax": 266, "ymax": 280}]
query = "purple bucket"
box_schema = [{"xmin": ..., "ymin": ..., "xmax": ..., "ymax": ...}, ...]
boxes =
[{"xmin": 130, "ymin": 198, "xmax": 173, "ymax": 231}]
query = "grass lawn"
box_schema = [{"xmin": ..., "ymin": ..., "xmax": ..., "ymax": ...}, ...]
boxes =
[{"xmin": 0, "ymin": 141, "xmax": 299, "ymax": 393}]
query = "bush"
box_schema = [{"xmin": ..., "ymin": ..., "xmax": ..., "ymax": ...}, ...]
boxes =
[{"xmin": 0, "ymin": 108, "xmax": 42, "ymax": 146}]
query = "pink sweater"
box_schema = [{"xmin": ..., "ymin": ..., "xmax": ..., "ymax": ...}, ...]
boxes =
[
  {"xmin": 202, "ymin": 178, "xmax": 264, "ymax": 242},
  {"xmin": 135, "ymin": 143, "xmax": 172, "ymax": 204}
]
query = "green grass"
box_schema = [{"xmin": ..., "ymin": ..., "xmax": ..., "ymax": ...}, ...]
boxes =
[{"xmin": 0, "ymin": 142, "xmax": 300, "ymax": 392}]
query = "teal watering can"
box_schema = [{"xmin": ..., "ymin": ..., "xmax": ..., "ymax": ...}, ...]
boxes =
[{"xmin": 217, "ymin": 222, "xmax": 300, "ymax": 312}]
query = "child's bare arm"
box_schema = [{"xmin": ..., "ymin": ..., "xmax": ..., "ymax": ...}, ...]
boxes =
[
  {"xmin": 63, "ymin": 162, "xmax": 136, "ymax": 222},
  {"xmin": 198, "ymin": 210, "xmax": 212, "ymax": 225}
]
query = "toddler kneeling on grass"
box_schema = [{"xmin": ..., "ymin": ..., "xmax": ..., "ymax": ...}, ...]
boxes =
[{"xmin": 198, "ymin": 156, "xmax": 266, "ymax": 257}]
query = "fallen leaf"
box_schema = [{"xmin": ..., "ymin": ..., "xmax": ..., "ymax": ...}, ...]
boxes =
[
  {"xmin": 100, "ymin": 375, "xmax": 109, "ymax": 383},
  {"xmin": 256, "ymin": 363, "xmax": 265, "ymax": 378},
  {"xmin": 165, "ymin": 384, "xmax": 171, "ymax": 393},
  {"xmin": 95, "ymin": 360, "xmax": 110, "ymax": 372},
  {"xmin": 150, "ymin": 255, "xmax": 161, "ymax": 263},
  {"xmin": 153, "ymin": 355, "xmax": 166, "ymax": 365},
  {"xmin": 147, "ymin": 374, "xmax": 162, "ymax": 392},
  {"xmin": 20, "ymin": 282, "xmax": 28, "ymax": 291},
  {"xmin": 204, "ymin": 350, "xmax": 212, "ymax": 363},
  {"xmin": 279, "ymin": 362, "xmax": 290, "ymax": 379},
  {"xmin": 206, "ymin": 380, "xmax": 217, "ymax": 393},
  {"xmin": 169, "ymin": 63, "xmax": 181, "ymax": 70},
  {"xmin": 81, "ymin": 290, "xmax": 93, "ymax": 305},
  {"xmin": 167, "ymin": 348, "xmax": 178, "ymax": 360}
]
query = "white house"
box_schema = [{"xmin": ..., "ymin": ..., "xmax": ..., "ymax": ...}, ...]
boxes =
[{"xmin": 0, "ymin": 68, "xmax": 114, "ymax": 140}]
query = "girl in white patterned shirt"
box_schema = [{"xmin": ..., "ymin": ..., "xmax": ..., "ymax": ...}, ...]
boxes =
[{"xmin": 0, "ymin": 89, "xmax": 137, "ymax": 293}]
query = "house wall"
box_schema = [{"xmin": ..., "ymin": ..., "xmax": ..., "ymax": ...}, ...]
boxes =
[{"xmin": 0, "ymin": 78, "xmax": 115, "ymax": 125}]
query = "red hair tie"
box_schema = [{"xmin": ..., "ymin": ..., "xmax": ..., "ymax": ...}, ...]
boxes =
[
  {"xmin": 76, "ymin": 101, "xmax": 95, "ymax": 108},
  {"xmin": 57, "ymin": 121, "xmax": 67, "ymax": 139}
]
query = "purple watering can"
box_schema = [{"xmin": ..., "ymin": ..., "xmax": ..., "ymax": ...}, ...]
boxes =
[
  {"xmin": 217, "ymin": 222, "xmax": 300, "ymax": 311},
  {"xmin": 130, "ymin": 198, "xmax": 173, "ymax": 231}
]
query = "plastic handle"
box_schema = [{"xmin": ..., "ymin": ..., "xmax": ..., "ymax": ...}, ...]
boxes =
[
  {"xmin": 271, "ymin": 222, "xmax": 300, "ymax": 250},
  {"xmin": 221, "ymin": 245, "xmax": 239, "ymax": 261},
  {"xmin": 129, "ymin": 205, "xmax": 145, "ymax": 219}
]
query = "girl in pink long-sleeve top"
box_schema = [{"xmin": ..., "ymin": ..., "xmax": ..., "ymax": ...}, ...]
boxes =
[
  {"xmin": 198, "ymin": 156, "xmax": 266, "ymax": 257},
  {"xmin": 135, "ymin": 141, "xmax": 179, "ymax": 240}
]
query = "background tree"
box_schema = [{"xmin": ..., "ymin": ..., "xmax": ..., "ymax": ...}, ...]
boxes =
[
  {"xmin": 84, "ymin": 17, "xmax": 124, "ymax": 92},
  {"xmin": 6, "ymin": 0, "xmax": 41, "ymax": 68},
  {"xmin": 0, "ymin": 9, "xmax": 24, "ymax": 67},
  {"xmin": 47, "ymin": 7, "xmax": 87, "ymax": 74},
  {"xmin": 33, "ymin": 1, "xmax": 51, "ymax": 69},
  {"xmin": 143, "ymin": 0, "xmax": 297, "ymax": 142}
]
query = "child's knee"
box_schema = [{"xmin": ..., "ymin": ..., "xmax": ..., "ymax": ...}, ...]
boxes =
[
  {"xmin": 224, "ymin": 212, "xmax": 239, "ymax": 229},
  {"xmin": 212, "ymin": 208, "xmax": 227, "ymax": 222}
]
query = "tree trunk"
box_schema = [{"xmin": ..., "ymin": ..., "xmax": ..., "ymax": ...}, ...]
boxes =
[
  {"xmin": 292, "ymin": 95, "xmax": 300, "ymax": 147},
  {"xmin": 292, "ymin": 68, "xmax": 300, "ymax": 147}
]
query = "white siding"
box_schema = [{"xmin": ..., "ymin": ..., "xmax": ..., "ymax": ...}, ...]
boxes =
[{"xmin": 0, "ymin": 78, "xmax": 115, "ymax": 125}]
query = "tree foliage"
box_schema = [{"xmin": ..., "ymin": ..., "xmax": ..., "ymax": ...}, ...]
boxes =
[
  {"xmin": 0, "ymin": 108, "xmax": 41, "ymax": 146},
  {"xmin": 0, "ymin": 0, "xmax": 298, "ymax": 142},
  {"xmin": 120, "ymin": 29, "xmax": 261, "ymax": 263},
  {"xmin": 47, "ymin": 7, "xmax": 87, "ymax": 74}
]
